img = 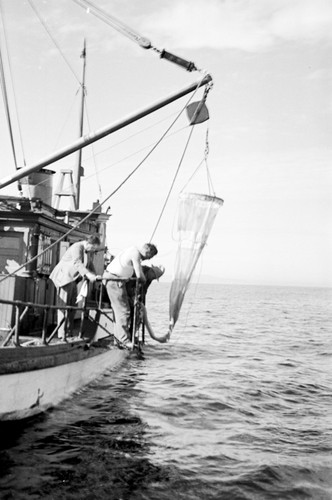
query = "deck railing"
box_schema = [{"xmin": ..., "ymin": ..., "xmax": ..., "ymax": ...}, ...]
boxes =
[{"xmin": 0, "ymin": 278, "xmax": 144, "ymax": 348}]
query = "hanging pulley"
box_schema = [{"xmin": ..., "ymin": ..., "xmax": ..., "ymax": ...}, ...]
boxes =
[
  {"xmin": 186, "ymin": 83, "xmax": 212, "ymax": 125},
  {"xmin": 186, "ymin": 101, "xmax": 209, "ymax": 125}
]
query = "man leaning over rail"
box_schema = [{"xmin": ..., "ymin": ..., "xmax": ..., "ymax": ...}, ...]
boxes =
[
  {"xmin": 103, "ymin": 243, "xmax": 158, "ymax": 348},
  {"xmin": 50, "ymin": 234, "xmax": 101, "ymax": 339}
]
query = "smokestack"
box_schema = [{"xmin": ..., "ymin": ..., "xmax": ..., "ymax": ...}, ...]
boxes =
[{"xmin": 20, "ymin": 169, "xmax": 55, "ymax": 206}]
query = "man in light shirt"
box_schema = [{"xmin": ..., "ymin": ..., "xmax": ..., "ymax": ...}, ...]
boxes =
[{"xmin": 103, "ymin": 243, "xmax": 158, "ymax": 347}]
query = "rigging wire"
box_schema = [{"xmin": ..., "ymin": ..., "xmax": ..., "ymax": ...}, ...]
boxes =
[
  {"xmin": 0, "ymin": 44, "xmax": 18, "ymax": 168},
  {"xmin": 41, "ymin": 82, "xmax": 210, "ymax": 212},
  {"xmin": 13, "ymin": 113, "xmax": 194, "ymax": 205},
  {"xmin": 49, "ymin": 110, "xmax": 196, "ymax": 205},
  {"xmin": 149, "ymin": 125, "xmax": 195, "ymax": 243},
  {"xmin": 203, "ymin": 129, "xmax": 216, "ymax": 196},
  {"xmin": 0, "ymin": 78, "xmax": 206, "ymax": 284},
  {"xmin": 180, "ymin": 128, "xmax": 216, "ymax": 197},
  {"xmin": 27, "ymin": 0, "xmax": 81, "ymax": 85},
  {"xmin": 47, "ymin": 121, "xmax": 194, "ymax": 204},
  {"xmin": 53, "ymin": 91, "xmax": 81, "ymax": 150},
  {"xmin": 81, "ymin": 123, "xmax": 190, "ymax": 182},
  {"xmin": 71, "ymin": 0, "xmax": 199, "ymax": 72},
  {"xmin": 0, "ymin": 1, "xmax": 24, "ymax": 192},
  {"xmin": 75, "ymin": 109, "xmax": 187, "ymax": 164},
  {"xmin": 83, "ymin": 100, "xmax": 103, "ymax": 200},
  {"xmin": 150, "ymin": 84, "xmax": 214, "ymax": 241},
  {"xmin": 0, "ymin": 0, "xmax": 83, "ymax": 197},
  {"xmin": 26, "ymin": 0, "xmax": 90, "ymax": 182}
]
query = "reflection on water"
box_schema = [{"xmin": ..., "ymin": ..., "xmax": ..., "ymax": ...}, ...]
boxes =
[
  {"xmin": 0, "ymin": 284, "xmax": 332, "ymax": 499},
  {"xmin": 0, "ymin": 364, "xmax": 176, "ymax": 499}
]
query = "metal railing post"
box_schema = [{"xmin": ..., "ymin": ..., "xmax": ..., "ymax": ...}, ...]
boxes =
[
  {"xmin": 46, "ymin": 317, "xmax": 65, "ymax": 344},
  {"xmin": 41, "ymin": 307, "xmax": 49, "ymax": 344},
  {"xmin": 14, "ymin": 305, "xmax": 20, "ymax": 346},
  {"xmin": 2, "ymin": 305, "xmax": 29, "ymax": 346},
  {"xmin": 131, "ymin": 280, "xmax": 144, "ymax": 348},
  {"xmin": 63, "ymin": 309, "xmax": 69, "ymax": 341},
  {"xmin": 78, "ymin": 294, "xmax": 87, "ymax": 339}
]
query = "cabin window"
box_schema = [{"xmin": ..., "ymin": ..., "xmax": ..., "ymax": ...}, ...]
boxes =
[{"xmin": 0, "ymin": 231, "xmax": 25, "ymax": 274}]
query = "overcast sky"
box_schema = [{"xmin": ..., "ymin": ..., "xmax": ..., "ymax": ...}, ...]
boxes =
[{"xmin": 0, "ymin": 0, "xmax": 331, "ymax": 287}]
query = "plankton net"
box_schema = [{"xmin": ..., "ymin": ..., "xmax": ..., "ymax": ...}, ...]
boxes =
[
  {"xmin": 145, "ymin": 84, "xmax": 223, "ymax": 342},
  {"xmin": 168, "ymin": 192, "xmax": 223, "ymax": 334}
]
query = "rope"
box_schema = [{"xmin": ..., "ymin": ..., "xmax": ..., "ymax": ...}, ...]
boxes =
[
  {"xmin": 5, "ymin": 100, "xmax": 197, "ymax": 211},
  {"xmin": 20, "ymin": 124, "xmax": 190, "ymax": 206},
  {"xmin": 72, "ymin": 0, "xmax": 199, "ymax": 72},
  {"xmin": 150, "ymin": 81, "xmax": 213, "ymax": 241},
  {"xmin": 84, "ymin": 100, "xmax": 103, "ymax": 200},
  {"xmin": 180, "ymin": 127, "xmax": 216, "ymax": 197},
  {"xmin": 141, "ymin": 303, "xmax": 170, "ymax": 343},
  {"xmin": 0, "ymin": 0, "xmax": 82, "ymax": 197},
  {"xmin": 0, "ymin": 45, "xmax": 17, "ymax": 169},
  {"xmin": 204, "ymin": 129, "xmax": 216, "ymax": 196},
  {"xmin": 53, "ymin": 91, "xmax": 81, "ymax": 150},
  {"xmin": 0, "ymin": 19, "xmax": 208, "ymax": 283},
  {"xmin": 149, "ymin": 125, "xmax": 195, "ymax": 243},
  {"xmin": 77, "ymin": 110, "xmax": 187, "ymax": 165},
  {"xmin": 0, "ymin": 2, "xmax": 24, "ymax": 190},
  {"xmin": 27, "ymin": 0, "xmax": 81, "ymax": 85},
  {"xmin": 0, "ymin": 81, "xmax": 202, "ymax": 284}
]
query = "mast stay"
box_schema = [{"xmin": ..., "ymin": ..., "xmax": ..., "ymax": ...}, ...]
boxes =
[
  {"xmin": 72, "ymin": 0, "xmax": 198, "ymax": 72},
  {"xmin": 0, "ymin": 74, "xmax": 212, "ymax": 190},
  {"xmin": 0, "ymin": 2, "xmax": 223, "ymax": 345}
]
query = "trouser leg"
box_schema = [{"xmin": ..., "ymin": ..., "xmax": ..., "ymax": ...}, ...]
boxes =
[
  {"xmin": 57, "ymin": 282, "xmax": 77, "ymax": 338},
  {"xmin": 105, "ymin": 279, "xmax": 131, "ymax": 343}
]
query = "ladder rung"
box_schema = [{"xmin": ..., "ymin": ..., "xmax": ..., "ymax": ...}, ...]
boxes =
[{"xmin": 54, "ymin": 192, "xmax": 76, "ymax": 197}]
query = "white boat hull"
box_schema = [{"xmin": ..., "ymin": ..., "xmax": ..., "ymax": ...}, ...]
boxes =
[{"xmin": 0, "ymin": 345, "xmax": 128, "ymax": 421}]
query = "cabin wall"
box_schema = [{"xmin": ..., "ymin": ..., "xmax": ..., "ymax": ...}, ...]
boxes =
[
  {"xmin": 0, "ymin": 224, "xmax": 59, "ymax": 332},
  {"xmin": 0, "ymin": 275, "xmax": 30, "ymax": 333},
  {"xmin": 0, "ymin": 227, "xmax": 29, "ymax": 274},
  {"xmin": 33, "ymin": 276, "xmax": 56, "ymax": 331},
  {"xmin": 0, "ymin": 275, "xmax": 16, "ymax": 334},
  {"xmin": 0, "ymin": 208, "xmax": 110, "ymax": 335}
]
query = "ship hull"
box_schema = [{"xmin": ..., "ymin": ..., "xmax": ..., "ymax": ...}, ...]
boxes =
[{"xmin": 0, "ymin": 341, "xmax": 128, "ymax": 421}]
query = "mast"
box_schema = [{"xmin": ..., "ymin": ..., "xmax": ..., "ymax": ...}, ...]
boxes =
[
  {"xmin": 0, "ymin": 16, "xmax": 22, "ymax": 194},
  {"xmin": 0, "ymin": 73, "xmax": 212, "ymax": 190},
  {"xmin": 74, "ymin": 40, "xmax": 87, "ymax": 210}
]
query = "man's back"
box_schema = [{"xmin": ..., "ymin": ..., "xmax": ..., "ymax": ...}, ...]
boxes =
[{"xmin": 106, "ymin": 246, "xmax": 136, "ymax": 278}]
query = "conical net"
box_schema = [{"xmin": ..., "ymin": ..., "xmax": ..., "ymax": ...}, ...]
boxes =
[{"xmin": 169, "ymin": 192, "xmax": 223, "ymax": 332}]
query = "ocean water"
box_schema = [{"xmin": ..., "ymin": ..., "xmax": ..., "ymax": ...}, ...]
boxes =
[{"xmin": 0, "ymin": 283, "xmax": 331, "ymax": 500}]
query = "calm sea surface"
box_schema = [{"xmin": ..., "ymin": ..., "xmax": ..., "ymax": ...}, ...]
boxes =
[{"xmin": 0, "ymin": 283, "xmax": 331, "ymax": 500}]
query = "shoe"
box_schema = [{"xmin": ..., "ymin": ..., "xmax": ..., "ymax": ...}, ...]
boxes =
[
  {"xmin": 124, "ymin": 340, "xmax": 134, "ymax": 350},
  {"xmin": 121, "ymin": 339, "xmax": 134, "ymax": 350}
]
